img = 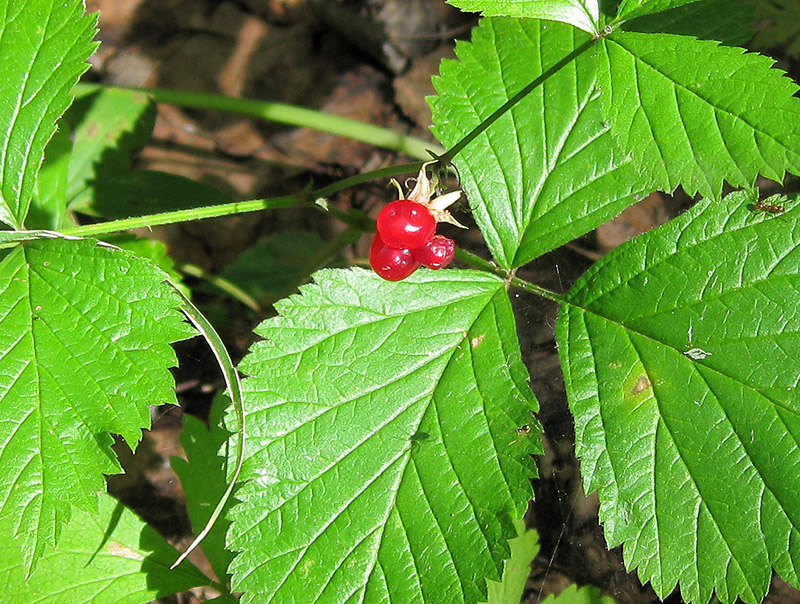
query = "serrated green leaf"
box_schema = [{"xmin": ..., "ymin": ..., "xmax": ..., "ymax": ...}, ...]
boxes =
[
  {"xmin": 430, "ymin": 18, "xmax": 644, "ymax": 269},
  {"xmin": 107, "ymin": 233, "xmax": 190, "ymax": 298},
  {"xmin": 62, "ymin": 87, "xmax": 155, "ymax": 211},
  {"xmin": 228, "ymin": 268, "xmax": 540, "ymax": 604},
  {"xmin": 557, "ymin": 190, "xmax": 800, "ymax": 603},
  {"xmin": 0, "ymin": 0, "xmax": 98, "ymax": 229},
  {"xmin": 0, "ymin": 492, "xmax": 210, "ymax": 603},
  {"xmin": 623, "ymin": 0, "xmax": 754, "ymax": 46},
  {"xmin": 172, "ymin": 396, "xmax": 234, "ymax": 584},
  {"xmin": 541, "ymin": 584, "xmax": 616, "ymax": 604},
  {"xmin": 616, "ymin": 0, "xmax": 702, "ymax": 21},
  {"xmin": 0, "ymin": 238, "xmax": 194, "ymax": 573},
  {"xmin": 750, "ymin": 0, "xmax": 800, "ymax": 56},
  {"xmin": 446, "ymin": 0, "xmax": 601, "ymax": 34},
  {"xmin": 599, "ymin": 32, "xmax": 800, "ymax": 200},
  {"xmin": 480, "ymin": 518, "xmax": 540, "ymax": 604}
]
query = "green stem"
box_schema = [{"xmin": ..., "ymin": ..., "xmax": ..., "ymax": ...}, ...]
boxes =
[
  {"xmin": 170, "ymin": 286, "xmax": 246, "ymax": 571},
  {"xmin": 61, "ymin": 197, "xmax": 298, "ymax": 238},
  {"xmin": 74, "ymin": 83, "xmax": 443, "ymax": 161},
  {"xmin": 454, "ymin": 247, "xmax": 504, "ymax": 276},
  {"xmin": 178, "ymin": 263, "xmax": 262, "ymax": 312},
  {"xmin": 438, "ymin": 36, "xmax": 597, "ymax": 162},
  {"xmin": 454, "ymin": 247, "xmax": 565, "ymax": 303},
  {"xmin": 510, "ymin": 276, "xmax": 566, "ymax": 305},
  {"xmin": 53, "ymin": 161, "xmax": 424, "ymax": 239}
]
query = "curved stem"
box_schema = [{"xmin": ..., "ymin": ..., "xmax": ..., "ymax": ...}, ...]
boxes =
[
  {"xmin": 74, "ymin": 83, "xmax": 443, "ymax": 161},
  {"xmin": 178, "ymin": 262, "xmax": 262, "ymax": 312},
  {"xmin": 170, "ymin": 285, "xmax": 246, "ymax": 571}
]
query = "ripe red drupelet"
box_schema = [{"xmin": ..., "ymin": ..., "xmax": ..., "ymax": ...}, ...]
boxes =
[
  {"xmin": 412, "ymin": 234, "xmax": 456, "ymax": 269},
  {"xmin": 369, "ymin": 233, "xmax": 421, "ymax": 281},
  {"xmin": 376, "ymin": 199, "xmax": 436, "ymax": 250}
]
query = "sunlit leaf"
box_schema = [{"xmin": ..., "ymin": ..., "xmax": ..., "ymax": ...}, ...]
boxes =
[
  {"xmin": 430, "ymin": 18, "xmax": 644, "ymax": 269},
  {"xmin": 599, "ymin": 31, "xmax": 800, "ymax": 200},
  {"xmin": 558, "ymin": 190, "xmax": 800, "ymax": 603},
  {"xmin": 0, "ymin": 0, "xmax": 97, "ymax": 228},
  {"xmin": 0, "ymin": 493, "xmax": 209, "ymax": 602},
  {"xmin": 0, "ymin": 238, "xmax": 193, "ymax": 572},
  {"xmin": 446, "ymin": 0, "xmax": 600, "ymax": 34},
  {"xmin": 229, "ymin": 268, "xmax": 540, "ymax": 603}
]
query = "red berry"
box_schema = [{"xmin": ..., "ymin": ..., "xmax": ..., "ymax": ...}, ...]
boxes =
[
  {"xmin": 369, "ymin": 234, "xmax": 420, "ymax": 281},
  {"xmin": 377, "ymin": 199, "xmax": 436, "ymax": 250},
  {"xmin": 412, "ymin": 234, "xmax": 456, "ymax": 269}
]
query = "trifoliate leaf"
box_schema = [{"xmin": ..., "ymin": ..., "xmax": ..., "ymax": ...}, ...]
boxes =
[
  {"xmin": 557, "ymin": 190, "xmax": 800, "ymax": 603},
  {"xmin": 0, "ymin": 238, "xmax": 194, "ymax": 573},
  {"xmin": 229, "ymin": 268, "xmax": 540, "ymax": 604},
  {"xmin": 446, "ymin": 0, "xmax": 601, "ymax": 34},
  {"xmin": 599, "ymin": 31, "xmax": 800, "ymax": 200},
  {"xmin": 0, "ymin": 492, "xmax": 210, "ymax": 603},
  {"xmin": 480, "ymin": 518, "xmax": 540, "ymax": 604},
  {"xmin": 0, "ymin": 0, "xmax": 97, "ymax": 228},
  {"xmin": 107, "ymin": 233, "xmax": 189, "ymax": 298},
  {"xmin": 430, "ymin": 18, "xmax": 644, "ymax": 270}
]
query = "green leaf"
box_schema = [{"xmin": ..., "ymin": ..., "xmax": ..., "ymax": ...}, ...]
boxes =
[
  {"xmin": 0, "ymin": 0, "xmax": 97, "ymax": 229},
  {"xmin": 599, "ymin": 31, "xmax": 800, "ymax": 200},
  {"xmin": 623, "ymin": 0, "xmax": 754, "ymax": 46},
  {"xmin": 0, "ymin": 238, "xmax": 193, "ymax": 573},
  {"xmin": 480, "ymin": 519, "xmax": 540, "ymax": 604},
  {"xmin": 446, "ymin": 0, "xmax": 601, "ymax": 34},
  {"xmin": 556, "ymin": 190, "xmax": 800, "ymax": 603},
  {"xmin": 430, "ymin": 18, "xmax": 644, "ymax": 269},
  {"xmin": 229, "ymin": 268, "xmax": 540, "ymax": 604},
  {"xmin": 172, "ymin": 396, "xmax": 234, "ymax": 584},
  {"xmin": 62, "ymin": 87, "xmax": 156, "ymax": 211},
  {"xmin": 85, "ymin": 170, "xmax": 232, "ymax": 219},
  {"xmin": 616, "ymin": 0, "xmax": 703, "ymax": 21},
  {"xmin": 0, "ymin": 492, "xmax": 210, "ymax": 603},
  {"xmin": 220, "ymin": 230, "xmax": 331, "ymax": 302},
  {"xmin": 541, "ymin": 584, "xmax": 616, "ymax": 604},
  {"xmin": 29, "ymin": 125, "xmax": 73, "ymax": 229},
  {"xmin": 107, "ymin": 233, "xmax": 189, "ymax": 298}
]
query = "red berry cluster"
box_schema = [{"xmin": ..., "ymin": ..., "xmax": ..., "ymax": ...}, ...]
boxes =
[
  {"xmin": 370, "ymin": 200, "xmax": 456, "ymax": 281},
  {"xmin": 368, "ymin": 163, "xmax": 464, "ymax": 281}
]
